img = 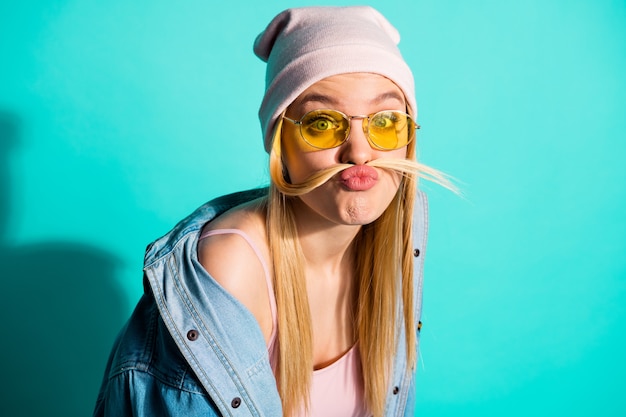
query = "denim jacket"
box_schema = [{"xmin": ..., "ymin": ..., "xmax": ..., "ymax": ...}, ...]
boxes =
[{"xmin": 94, "ymin": 188, "xmax": 428, "ymax": 417}]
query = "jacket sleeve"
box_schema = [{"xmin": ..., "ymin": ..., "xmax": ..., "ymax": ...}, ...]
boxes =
[
  {"xmin": 94, "ymin": 369, "xmax": 222, "ymax": 417},
  {"xmin": 93, "ymin": 294, "xmax": 223, "ymax": 417},
  {"xmin": 93, "ymin": 371, "xmax": 134, "ymax": 417}
]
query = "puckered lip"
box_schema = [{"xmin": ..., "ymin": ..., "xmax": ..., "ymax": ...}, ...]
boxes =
[{"xmin": 339, "ymin": 165, "xmax": 379, "ymax": 191}]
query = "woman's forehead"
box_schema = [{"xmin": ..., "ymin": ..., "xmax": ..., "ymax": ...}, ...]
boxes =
[{"xmin": 290, "ymin": 73, "xmax": 406, "ymax": 112}]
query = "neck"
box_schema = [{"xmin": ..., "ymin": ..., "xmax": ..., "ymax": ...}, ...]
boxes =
[{"xmin": 290, "ymin": 199, "xmax": 361, "ymax": 272}]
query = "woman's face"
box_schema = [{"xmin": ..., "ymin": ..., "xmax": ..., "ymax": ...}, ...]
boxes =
[{"xmin": 282, "ymin": 72, "xmax": 409, "ymax": 227}]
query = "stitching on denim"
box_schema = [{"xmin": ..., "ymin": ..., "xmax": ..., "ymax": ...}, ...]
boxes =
[
  {"xmin": 246, "ymin": 354, "xmax": 270, "ymax": 378},
  {"xmin": 146, "ymin": 265, "xmax": 231, "ymax": 414},
  {"xmin": 109, "ymin": 367, "xmax": 209, "ymax": 395},
  {"xmin": 166, "ymin": 253, "xmax": 268, "ymax": 416},
  {"xmin": 167, "ymin": 254, "xmax": 263, "ymax": 416},
  {"xmin": 166, "ymin": 256, "xmax": 233, "ymax": 410}
]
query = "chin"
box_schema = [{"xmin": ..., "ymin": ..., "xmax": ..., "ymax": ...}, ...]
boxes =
[{"xmin": 337, "ymin": 200, "xmax": 388, "ymax": 226}]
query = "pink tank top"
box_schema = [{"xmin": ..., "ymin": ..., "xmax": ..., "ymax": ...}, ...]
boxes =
[{"xmin": 200, "ymin": 229, "xmax": 369, "ymax": 417}]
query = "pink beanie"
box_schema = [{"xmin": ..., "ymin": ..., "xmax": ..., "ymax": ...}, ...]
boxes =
[{"xmin": 254, "ymin": 6, "xmax": 416, "ymax": 153}]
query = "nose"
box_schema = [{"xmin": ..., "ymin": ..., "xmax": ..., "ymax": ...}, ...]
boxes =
[{"xmin": 338, "ymin": 118, "xmax": 373, "ymax": 165}]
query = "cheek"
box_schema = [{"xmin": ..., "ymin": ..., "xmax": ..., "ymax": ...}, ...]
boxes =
[
  {"xmin": 284, "ymin": 152, "xmax": 335, "ymax": 184},
  {"xmin": 282, "ymin": 130, "xmax": 337, "ymax": 183},
  {"xmin": 389, "ymin": 147, "xmax": 409, "ymax": 160}
]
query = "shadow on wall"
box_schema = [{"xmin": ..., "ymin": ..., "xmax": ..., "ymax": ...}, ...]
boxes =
[{"xmin": 0, "ymin": 111, "xmax": 126, "ymax": 417}]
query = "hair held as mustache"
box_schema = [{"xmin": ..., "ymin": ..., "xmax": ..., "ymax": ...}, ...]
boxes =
[{"xmin": 274, "ymin": 158, "xmax": 456, "ymax": 197}]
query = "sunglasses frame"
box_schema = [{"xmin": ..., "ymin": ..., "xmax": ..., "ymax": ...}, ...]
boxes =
[{"xmin": 283, "ymin": 109, "xmax": 420, "ymax": 150}]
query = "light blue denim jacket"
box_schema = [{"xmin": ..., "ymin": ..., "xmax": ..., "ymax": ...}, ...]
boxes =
[{"xmin": 94, "ymin": 188, "xmax": 428, "ymax": 417}]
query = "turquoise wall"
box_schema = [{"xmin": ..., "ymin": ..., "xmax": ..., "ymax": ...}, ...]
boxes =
[{"xmin": 1, "ymin": 1, "xmax": 624, "ymax": 416}]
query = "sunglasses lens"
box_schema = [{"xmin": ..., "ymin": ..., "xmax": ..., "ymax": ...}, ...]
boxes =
[
  {"xmin": 368, "ymin": 111, "xmax": 415, "ymax": 150},
  {"xmin": 300, "ymin": 110, "xmax": 349, "ymax": 149}
]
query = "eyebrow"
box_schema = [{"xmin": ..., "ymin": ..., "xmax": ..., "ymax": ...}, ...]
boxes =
[
  {"xmin": 372, "ymin": 91, "xmax": 406, "ymax": 105},
  {"xmin": 297, "ymin": 93, "xmax": 339, "ymax": 107},
  {"xmin": 297, "ymin": 90, "xmax": 406, "ymax": 108}
]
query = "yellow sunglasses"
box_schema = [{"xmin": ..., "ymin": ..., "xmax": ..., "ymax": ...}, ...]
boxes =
[{"xmin": 283, "ymin": 109, "xmax": 419, "ymax": 150}]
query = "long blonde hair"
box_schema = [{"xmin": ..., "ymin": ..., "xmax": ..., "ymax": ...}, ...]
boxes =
[{"xmin": 266, "ymin": 118, "xmax": 450, "ymax": 416}]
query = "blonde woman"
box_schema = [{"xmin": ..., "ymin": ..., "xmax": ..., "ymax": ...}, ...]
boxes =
[{"xmin": 95, "ymin": 6, "xmax": 446, "ymax": 417}]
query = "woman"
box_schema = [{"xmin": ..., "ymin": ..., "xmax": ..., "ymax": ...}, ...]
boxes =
[{"xmin": 94, "ymin": 6, "xmax": 447, "ymax": 417}]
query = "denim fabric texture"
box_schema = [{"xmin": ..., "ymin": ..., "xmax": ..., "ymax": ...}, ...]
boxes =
[{"xmin": 94, "ymin": 187, "xmax": 428, "ymax": 417}]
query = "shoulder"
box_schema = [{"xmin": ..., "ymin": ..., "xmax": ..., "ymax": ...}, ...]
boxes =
[
  {"xmin": 197, "ymin": 197, "xmax": 269, "ymax": 283},
  {"xmin": 196, "ymin": 198, "xmax": 273, "ymax": 335}
]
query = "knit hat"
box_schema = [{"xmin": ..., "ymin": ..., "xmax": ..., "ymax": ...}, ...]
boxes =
[{"xmin": 254, "ymin": 6, "xmax": 416, "ymax": 153}]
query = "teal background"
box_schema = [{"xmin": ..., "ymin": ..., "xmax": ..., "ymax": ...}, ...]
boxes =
[{"xmin": 1, "ymin": 0, "xmax": 624, "ymax": 416}]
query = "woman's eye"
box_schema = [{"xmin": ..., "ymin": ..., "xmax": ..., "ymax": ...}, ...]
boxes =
[
  {"xmin": 309, "ymin": 117, "xmax": 336, "ymax": 131},
  {"xmin": 373, "ymin": 116, "xmax": 394, "ymax": 129},
  {"xmin": 372, "ymin": 112, "xmax": 401, "ymax": 129}
]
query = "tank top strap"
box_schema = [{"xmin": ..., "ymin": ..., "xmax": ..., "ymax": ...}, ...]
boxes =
[{"xmin": 198, "ymin": 228, "xmax": 278, "ymax": 353}]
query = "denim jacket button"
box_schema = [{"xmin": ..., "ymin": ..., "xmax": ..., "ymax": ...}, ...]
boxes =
[
  {"xmin": 187, "ymin": 330, "xmax": 199, "ymax": 341},
  {"xmin": 413, "ymin": 248, "xmax": 420, "ymax": 257},
  {"xmin": 231, "ymin": 397, "xmax": 242, "ymax": 408},
  {"xmin": 392, "ymin": 386, "xmax": 399, "ymax": 395}
]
